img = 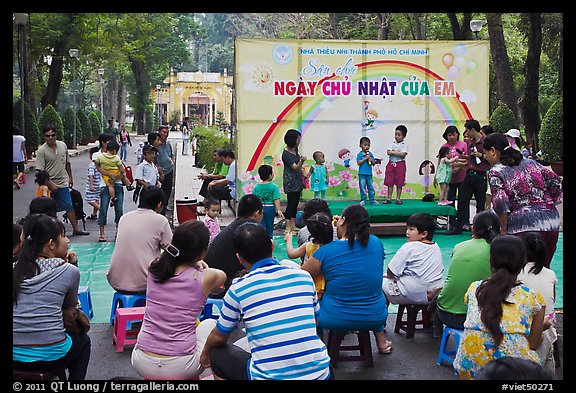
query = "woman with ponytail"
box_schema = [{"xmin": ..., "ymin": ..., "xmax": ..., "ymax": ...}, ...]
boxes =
[
  {"xmin": 13, "ymin": 214, "xmax": 91, "ymax": 380},
  {"xmin": 483, "ymin": 132, "xmax": 562, "ymax": 268},
  {"xmin": 302, "ymin": 204, "xmax": 392, "ymax": 354},
  {"xmin": 436, "ymin": 210, "xmax": 501, "ymax": 330},
  {"xmin": 454, "ymin": 235, "xmax": 548, "ymax": 380},
  {"xmin": 131, "ymin": 220, "xmax": 226, "ymax": 380}
]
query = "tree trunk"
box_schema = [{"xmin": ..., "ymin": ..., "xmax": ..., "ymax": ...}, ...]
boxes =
[
  {"xmin": 486, "ymin": 13, "xmax": 519, "ymax": 121},
  {"xmin": 376, "ymin": 13, "xmax": 391, "ymax": 40},
  {"xmin": 558, "ymin": 30, "xmax": 563, "ymax": 96},
  {"xmin": 40, "ymin": 13, "xmax": 77, "ymax": 110},
  {"xmin": 110, "ymin": 77, "xmax": 119, "ymax": 122},
  {"xmin": 327, "ymin": 13, "xmax": 338, "ymax": 39},
  {"xmin": 519, "ymin": 13, "xmax": 542, "ymax": 146},
  {"xmin": 130, "ymin": 59, "xmax": 148, "ymax": 134},
  {"xmin": 447, "ymin": 13, "xmax": 473, "ymax": 40},
  {"xmin": 119, "ymin": 82, "xmax": 127, "ymax": 126}
]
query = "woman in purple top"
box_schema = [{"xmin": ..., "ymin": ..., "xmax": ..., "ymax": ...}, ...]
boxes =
[
  {"xmin": 131, "ymin": 220, "xmax": 226, "ymax": 380},
  {"xmin": 482, "ymin": 133, "xmax": 562, "ymax": 268}
]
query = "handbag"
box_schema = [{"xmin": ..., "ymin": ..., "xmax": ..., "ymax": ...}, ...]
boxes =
[{"xmin": 62, "ymin": 304, "xmax": 91, "ymax": 335}]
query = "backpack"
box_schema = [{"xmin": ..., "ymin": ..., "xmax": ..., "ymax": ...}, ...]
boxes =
[{"xmin": 63, "ymin": 187, "xmax": 87, "ymax": 230}]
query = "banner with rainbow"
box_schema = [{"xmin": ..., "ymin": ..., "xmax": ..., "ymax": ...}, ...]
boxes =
[{"xmin": 235, "ymin": 38, "xmax": 489, "ymax": 201}]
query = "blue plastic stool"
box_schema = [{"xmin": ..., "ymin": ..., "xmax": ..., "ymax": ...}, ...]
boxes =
[
  {"xmin": 109, "ymin": 292, "xmax": 146, "ymax": 325},
  {"xmin": 199, "ymin": 298, "xmax": 224, "ymax": 321},
  {"xmin": 77, "ymin": 286, "xmax": 93, "ymax": 319},
  {"xmin": 437, "ymin": 327, "xmax": 463, "ymax": 367}
]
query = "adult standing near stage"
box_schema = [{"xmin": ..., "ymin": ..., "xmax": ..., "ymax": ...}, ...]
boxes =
[
  {"xmin": 446, "ymin": 119, "xmax": 490, "ymax": 235},
  {"xmin": 282, "ymin": 129, "xmax": 307, "ymax": 234},
  {"xmin": 482, "ymin": 132, "xmax": 562, "ymax": 268},
  {"xmin": 35, "ymin": 125, "xmax": 89, "ymax": 236},
  {"xmin": 433, "ymin": 125, "xmax": 467, "ymax": 227},
  {"xmin": 156, "ymin": 125, "xmax": 174, "ymax": 216}
]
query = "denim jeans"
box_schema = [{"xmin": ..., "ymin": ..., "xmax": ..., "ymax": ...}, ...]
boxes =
[
  {"xmin": 120, "ymin": 142, "xmax": 129, "ymax": 161},
  {"xmin": 262, "ymin": 205, "xmax": 276, "ymax": 238},
  {"xmin": 98, "ymin": 183, "xmax": 124, "ymax": 226},
  {"xmin": 358, "ymin": 174, "xmax": 375, "ymax": 202}
]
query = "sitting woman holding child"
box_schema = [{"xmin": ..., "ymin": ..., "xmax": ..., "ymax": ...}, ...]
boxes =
[{"xmin": 302, "ymin": 204, "xmax": 392, "ymax": 354}]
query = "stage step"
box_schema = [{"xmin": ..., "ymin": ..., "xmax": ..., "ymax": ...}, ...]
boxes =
[{"xmin": 369, "ymin": 222, "xmax": 406, "ymax": 236}]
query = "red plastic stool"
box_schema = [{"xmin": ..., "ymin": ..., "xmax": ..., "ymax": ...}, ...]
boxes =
[
  {"xmin": 113, "ymin": 306, "xmax": 145, "ymax": 352},
  {"xmin": 394, "ymin": 303, "xmax": 432, "ymax": 339}
]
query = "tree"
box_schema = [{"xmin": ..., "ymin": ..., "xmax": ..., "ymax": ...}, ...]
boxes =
[
  {"xmin": 539, "ymin": 96, "xmax": 563, "ymax": 162},
  {"xmin": 486, "ymin": 13, "xmax": 519, "ymax": 121},
  {"xmin": 62, "ymin": 107, "xmax": 82, "ymax": 149},
  {"xmin": 518, "ymin": 13, "xmax": 542, "ymax": 149},
  {"xmin": 88, "ymin": 111, "xmax": 101, "ymax": 142},
  {"xmin": 37, "ymin": 104, "xmax": 64, "ymax": 140},
  {"xmin": 489, "ymin": 103, "xmax": 519, "ymax": 134},
  {"xmin": 77, "ymin": 108, "xmax": 91, "ymax": 145}
]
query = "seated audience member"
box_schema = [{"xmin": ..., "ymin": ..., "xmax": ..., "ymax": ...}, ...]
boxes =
[
  {"xmin": 382, "ymin": 213, "xmax": 444, "ymax": 305},
  {"xmin": 13, "ymin": 222, "xmax": 23, "ymax": 265},
  {"xmin": 200, "ymin": 222, "xmax": 331, "ymax": 380},
  {"xmin": 13, "ymin": 214, "xmax": 91, "ymax": 380},
  {"xmin": 474, "ymin": 357, "xmax": 554, "ymax": 380},
  {"xmin": 106, "ymin": 186, "xmax": 172, "ymax": 294},
  {"xmin": 302, "ymin": 204, "xmax": 392, "ymax": 354},
  {"xmin": 17, "ymin": 196, "xmax": 58, "ymax": 225},
  {"xmin": 203, "ymin": 194, "xmax": 263, "ymax": 297},
  {"xmin": 205, "ymin": 149, "xmax": 236, "ymax": 202},
  {"xmin": 131, "ymin": 220, "xmax": 226, "ymax": 380},
  {"xmin": 436, "ymin": 210, "xmax": 501, "ymax": 330},
  {"xmin": 197, "ymin": 149, "xmax": 229, "ymax": 204},
  {"xmin": 517, "ymin": 232, "xmax": 559, "ymax": 373},
  {"xmin": 453, "ymin": 236, "xmax": 548, "ymax": 380},
  {"xmin": 296, "ymin": 199, "xmax": 338, "ymax": 263}
]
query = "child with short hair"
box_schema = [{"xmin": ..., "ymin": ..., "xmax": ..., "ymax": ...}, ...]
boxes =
[
  {"xmin": 85, "ymin": 146, "xmax": 101, "ymax": 219},
  {"xmin": 34, "ymin": 170, "xmax": 51, "ymax": 197},
  {"xmin": 284, "ymin": 212, "xmax": 334, "ymax": 299},
  {"xmin": 252, "ymin": 164, "xmax": 284, "ymax": 238},
  {"xmin": 308, "ymin": 150, "xmax": 329, "ymax": 200},
  {"xmin": 133, "ymin": 144, "xmax": 160, "ymax": 204},
  {"xmin": 384, "ymin": 125, "xmax": 409, "ymax": 204},
  {"xmin": 356, "ymin": 136, "xmax": 378, "ymax": 206},
  {"xmin": 436, "ymin": 146, "xmax": 459, "ymax": 205},
  {"xmin": 94, "ymin": 139, "xmax": 134, "ymax": 207},
  {"xmin": 135, "ymin": 141, "xmax": 145, "ymax": 164},
  {"xmin": 382, "ymin": 212, "xmax": 444, "ymax": 305},
  {"xmin": 202, "ymin": 198, "xmax": 222, "ymax": 244}
]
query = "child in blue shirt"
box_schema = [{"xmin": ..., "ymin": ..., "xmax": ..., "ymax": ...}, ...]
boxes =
[
  {"xmin": 308, "ymin": 150, "xmax": 329, "ymax": 200},
  {"xmin": 356, "ymin": 137, "xmax": 379, "ymax": 205}
]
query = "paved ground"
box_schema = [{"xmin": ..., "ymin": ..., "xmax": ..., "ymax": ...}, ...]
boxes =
[{"xmin": 14, "ymin": 132, "xmax": 564, "ymax": 382}]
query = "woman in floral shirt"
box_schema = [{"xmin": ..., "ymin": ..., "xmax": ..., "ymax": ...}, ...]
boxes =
[
  {"xmin": 482, "ymin": 133, "xmax": 562, "ymax": 268},
  {"xmin": 453, "ymin": 236, "xmax": 547, "ymax": 380}
]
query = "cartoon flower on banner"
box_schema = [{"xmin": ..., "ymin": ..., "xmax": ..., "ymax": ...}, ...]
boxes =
[
  {"xmin": 339, "ymin": 170, "xmax": 352, "ymax": 182},
  {"xmin": 347, "ymin": 179, "xmax": 359, "ymax": 190},
  {"xmin": 239, "ymin": 172, "xmax": 254, "ymax": 182},
  {"xmin": 328, "ymin": 176, "xmax": 342, "ymax": 187},
  {"xmin": 243, "ymin": 182, "xmax": 255, "ymax": 195},
  {"xmin": 325, "ymin": 162, "xmax": 335, "ymax": 172},
  {"xmin": 275, "ymin": 158, "xmax": 283, "ymax": 166}
]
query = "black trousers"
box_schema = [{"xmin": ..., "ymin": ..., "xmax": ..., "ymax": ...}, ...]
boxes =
[
  {"xmin": 453, "ymin": 171, "xmax": 487, "ymax": 229},
  {"xmin": 207, "ymin": 185, "xmax": 232, "ymax": 201},
  {"xmin": 160, "ymin": 170, "xmax": 173, "ymax": 215},
  {"xmin": 199, "ymin": 178, "xmax": 211, "ymax": 198}
]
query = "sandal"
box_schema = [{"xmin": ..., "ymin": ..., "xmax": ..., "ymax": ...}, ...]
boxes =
[
  {"xmin": 126, "ymin": 185, "xmax": 135, "ymax": 191},
  {"xmin": 395, "ymin": 200, "xmax": 403, "ymax": 204},
  {"xmin": 87, "ymin": 214, "xmax": 98, "ymax": 220},
  {"xmin": 98, "ymin": 238, "xmax": 107, "ymax": 242},
  {"xmin": 383, "ymin": 199, "xmax": 391, "ymax": 204},
  {"xmin": 14, "ymin": 180, "xmax": 21, "ymax": 190},
  {"xmin": 377, "ymin": 340, "xmax": 393, "ymax": 354}
]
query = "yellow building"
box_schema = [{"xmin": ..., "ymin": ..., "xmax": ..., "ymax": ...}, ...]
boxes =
[{"xmin": 153, "ymin": 68, "xmax": 233, "ymax": 126}]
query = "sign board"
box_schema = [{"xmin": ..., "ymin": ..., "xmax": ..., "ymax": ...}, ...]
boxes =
[{"xmin": 235, "ymin": 38, "xmax": 489, "ymax": 200}]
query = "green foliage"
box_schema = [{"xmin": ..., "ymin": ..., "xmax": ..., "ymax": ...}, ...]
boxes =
[
  {"xmin": 62, "ymin": 107, "xmax": 82, "ymax": 148},
  {"xmin": 13, "ymin": 99, "xmax": 40, "ymax": 158},
  {"xmin": 77, "ymin": 109, "xmax": 91, "ymax": 145},
  {"xmin": 169, "ymin": 111, "xmax": 181, "ymax": 126},
  {"xmin": 539, "ymin": 96, "xmax": 563, "ymax": 162},
  {"xmin": 88, "ymin": 112, "xmax": 102, "ymax": 142},
  {"xmin": 38, "ymin": 104, "xmax": 64, "ymax": 140},
  {"xmin": 194, "ymin": 126, "xmax": 231, "ymax": 173},
  {"xmin": 489, "ymin": 103, "xmax": 519, "ymax": 133}
]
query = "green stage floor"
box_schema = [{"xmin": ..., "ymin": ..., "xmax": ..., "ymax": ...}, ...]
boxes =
[{"xmin": 72, "ymin": 232, "xmax": 563, "ymax": 323}]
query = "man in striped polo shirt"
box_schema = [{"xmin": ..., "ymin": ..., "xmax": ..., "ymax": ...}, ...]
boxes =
[{"xmin": 200, "ymin": 223, "xmax": 331, "ymax": 380}]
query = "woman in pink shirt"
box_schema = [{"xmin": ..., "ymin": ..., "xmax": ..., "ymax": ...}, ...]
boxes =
[
  {"xmin": 131, "ymin": 220, "xmax": 226, "ymax": 380},
  {"xmin": 434, "ymin": 126, "xmax": 467, "ymax": 225}
]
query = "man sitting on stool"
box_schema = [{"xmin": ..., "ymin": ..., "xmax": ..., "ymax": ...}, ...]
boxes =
[{"xmin": 205, "ymin": 149, "xmax": 236, "ymax": 204}]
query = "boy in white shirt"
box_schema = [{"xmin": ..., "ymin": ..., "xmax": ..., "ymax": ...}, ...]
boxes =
[
  {"xmin": 133, "ymin": 144, "xmax": 160, "ymax": 204},
  {"xmin": 382, "ymin": 213, "xmax": 444, "ymax": 305}
]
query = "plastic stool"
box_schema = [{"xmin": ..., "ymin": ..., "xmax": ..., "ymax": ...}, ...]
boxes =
[
  {"xmin": 113, "ymin": 307, "xmax": 145, "ymax": 352},
  {"xmin": 394, "ymin": 303, "xmax": 432, "ymax": 339},
  {"xmin": 77, "ymin": 286, "xmax": 93, "ymax": 319},
  {"xmin": 199, "ymin": 298, "xmax": 224, "ymax": 321},
  {"xmin": 13, "ymin": 365, "xmax": 67, "ymax": 380},
  {"xmin": 437, "ymin": 327, "xmax": 464, "ymax": 366},
  {"xmin": 326, "ymin": 330, "xmax": 374, "ymax": 368},
  {"xmin": 109, "ymin": 292, "xmax": 146, "ymax": 325}
]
